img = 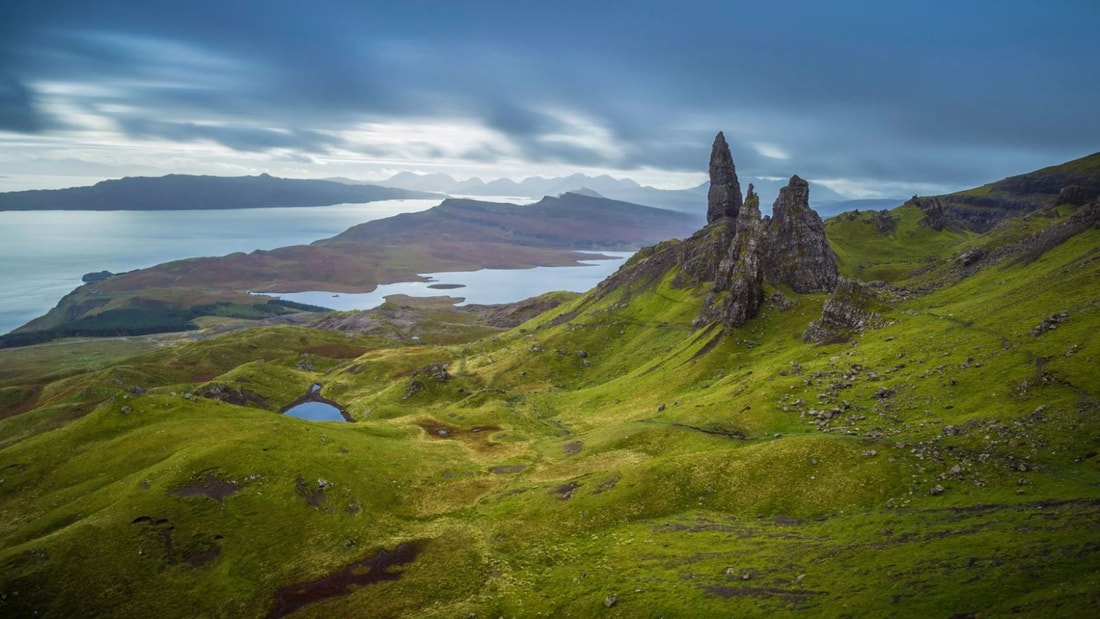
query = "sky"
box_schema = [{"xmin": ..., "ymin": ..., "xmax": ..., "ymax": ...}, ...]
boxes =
[{"xmin": 1, "ymin": 1, "xmax": 1098, "ymax": 197}]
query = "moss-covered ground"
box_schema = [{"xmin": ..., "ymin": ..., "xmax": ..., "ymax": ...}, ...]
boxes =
[{"xmin": 1, "ymin": 204, "xmax": 1099, "ymax": 617}]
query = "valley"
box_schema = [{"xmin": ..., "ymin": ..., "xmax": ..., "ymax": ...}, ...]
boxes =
[{"xmin": 0, "ymin": 139, "xmax": 1098, "ymax": 617}]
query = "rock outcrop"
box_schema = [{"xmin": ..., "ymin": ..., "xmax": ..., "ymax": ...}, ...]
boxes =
[
  {"xmin": 802, "ymin": 278, "xmax": 881, "ymax": 343},
  {"xmin": 706, "ymin": 132, "xmax": 743, "ymax": 224},
  {"xmin": 708, "ymin": 192, "xmax": 767, "ymax": 326},
  {"xmin": 765, "ymin": 175, "xmax": 839, "ymax": 293},
  {"xmin": 591, "ymin": 131, "xmax": 841, "ymax": 331},
  {"xmin": 698, "ymin": 166, "xmax": 839, "ymax": 327}
]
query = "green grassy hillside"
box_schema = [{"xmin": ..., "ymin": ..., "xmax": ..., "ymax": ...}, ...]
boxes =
[{"xmin": 1, "ymin": 199, "xmax": 1098, "ymax": 616}]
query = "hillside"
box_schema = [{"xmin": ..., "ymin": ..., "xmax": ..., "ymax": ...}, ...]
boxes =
[
  {"xmin": 5, "ymin": 193, "xmax": 696, "ymax": 345},
  {"xmin": 0, "ymin": 139, "xmax": 1098, "ymax": 617},
  {"xmin": 906, "ymin": 151, "xmax": 1100, "ymax": 231},
  {"xmin": 324, "ymin": 192, "xmax": 700, "ymax": 248},
  {"xmin": 0, "ymin": 174, "xmax": 436, "ymax": 211}
]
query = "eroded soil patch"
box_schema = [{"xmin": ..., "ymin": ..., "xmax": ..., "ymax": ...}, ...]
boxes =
[
  {"xmin": 417, "ymin": 421, "xmax": 501, "ymax": 450},
  {"xmin": 295, "ymin": 474, "xmax": 328, "ymax": 509},
  {"xmin": 267, "ymin": 541, "xmax": 422, "ymax": 619},
  {"xmin": 169, "ymin": 472, "xmax": 240, "ymax": 505}
]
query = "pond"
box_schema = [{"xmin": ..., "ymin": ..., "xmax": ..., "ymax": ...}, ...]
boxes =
[
  {"xmin": 281, "ymin": 383, "xmax": 350, "ymax": 422},
  {"xmin": 283, "ymin": 401, "xmax": 347, "ymax": 422}
]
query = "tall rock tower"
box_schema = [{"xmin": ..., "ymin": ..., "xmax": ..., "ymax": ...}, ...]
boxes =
[
  {"xmin": 706, "ymin": 131, "xmax": 743, "ymax": 224},
  {"xmin": 765, "ymin": 175, "xmax": 839, "ymax": 293}
]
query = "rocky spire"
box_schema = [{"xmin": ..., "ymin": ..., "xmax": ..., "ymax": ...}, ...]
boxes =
[
  {"xmin": 765, "ymin": 175, "xmax": 839, "ymax": 293},
  {"xmin": 698, "ymin": 190, "xmax": 765, "ymax": 326},
  {"xmin": 706, "ymin": 131, "xmax": 743, "ymax": 224}
]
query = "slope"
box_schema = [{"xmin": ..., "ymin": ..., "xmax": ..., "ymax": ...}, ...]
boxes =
[{"xmin": 1, "ymin": 149, "xmax": 1098, "ymax": 617}]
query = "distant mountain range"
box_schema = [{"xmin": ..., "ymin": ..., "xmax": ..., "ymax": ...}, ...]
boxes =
[
  {"xmin": 323, "ymin": 192, "xmax": 701, "ymax": 248},
  {"xmin": 360, "ymin": 171, "xmax": 859, "ymax": 215},
  {"xmin": 0, "ymin": 174, "xmax": 437, "ymax": 211},
  {"xmin": 0, "ymin": 170, "xmax": 894, "ymax": 217}
]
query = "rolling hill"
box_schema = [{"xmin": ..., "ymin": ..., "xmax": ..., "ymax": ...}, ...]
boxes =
[{"xmin": 0, "ymin": 140, "xmax": 1098, "ymax": 617}]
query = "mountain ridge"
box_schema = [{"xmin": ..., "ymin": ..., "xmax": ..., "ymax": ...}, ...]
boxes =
[
  {"xmin": 0, "ymin": 174, "xmax": 438, "ymax": 211},
  {"xmin": 371, "ymin": 169, "xmax": 850, "ymax": 214}
]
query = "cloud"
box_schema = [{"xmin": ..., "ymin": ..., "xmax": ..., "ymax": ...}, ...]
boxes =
[
  {"xmin": 115, "ymin": 117, "xmax": 344, "ymax": 153},
  {"xmin": 0, "ymin": 74, "xmax": 45, "ymax": 132},
  {"xmin": 0, "ymin": 1, "xmax": 1098, "ymax": 196}
]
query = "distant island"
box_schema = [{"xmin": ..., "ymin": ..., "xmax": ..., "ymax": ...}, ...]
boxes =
[
  {"xmin": 0, "ymin": 173, "xmax": 438, "ymax": 211},
  {"xmin": 369, "ymin": 170, "xmax": 863, "ymax": 215}
]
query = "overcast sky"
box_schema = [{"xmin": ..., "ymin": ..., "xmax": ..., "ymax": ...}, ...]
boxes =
[{"xmin": 2, "ymin": 1, "xmax": 1098, "ymax": 196}]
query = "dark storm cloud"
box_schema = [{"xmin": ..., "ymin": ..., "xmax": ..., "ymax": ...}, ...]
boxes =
[
  {"xmin": 2, "ymin": 0, "xmax": 1098, "ymax": 193},
  {"xmin": 116, "ymin": 117, "xmax": 345, "ymax": 153},
  {"xmin": 0, "ymin": 74, "xmax": 42, "ymax": 132}
]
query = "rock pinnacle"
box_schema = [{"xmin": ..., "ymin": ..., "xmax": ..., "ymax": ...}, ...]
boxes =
[{"xmin": 707, "ymin": 131, "xmax": 743, "ymax": 224}]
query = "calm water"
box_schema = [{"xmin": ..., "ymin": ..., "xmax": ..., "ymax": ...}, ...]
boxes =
[
  {"xmin": 261, "ymin": 252, "xmax": 633, "ymax": 310},
  {"xmin": 283, "ymin": 401, "xmax": 347, "ymax": 422},
  {"xmin": 0, "ymin": 199, "xmax": 440, "ymax": 335}
]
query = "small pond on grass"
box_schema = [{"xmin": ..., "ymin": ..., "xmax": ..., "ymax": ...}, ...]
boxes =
[
  {"xmin": 283, "ymin": 401, "xmax": 347, "ymax": 422},
  {"xmin": 281, "ymin": 383, "xmax": 350, "ymax": 422}
]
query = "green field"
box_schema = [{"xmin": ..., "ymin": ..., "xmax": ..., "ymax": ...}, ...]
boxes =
[{"xmin": 1, "ymin": 195, "xmax": 1099, "ymax": 617}]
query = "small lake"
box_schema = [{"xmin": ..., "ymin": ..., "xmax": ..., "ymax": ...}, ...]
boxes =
[
  {"xmin": 0, "ymin": 199, "xmax": 440, "ymax": 335},
  {"xmin": 283, "ymin": 401, "xmax": 348, "ymax": 422},
  {"xmin": 259, "ymin": 252, "xmax": 633, "ymax": 311}
]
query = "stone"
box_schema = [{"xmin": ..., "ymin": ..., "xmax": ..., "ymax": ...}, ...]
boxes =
[
  {"xmin": 82, "ymin": 270, "xmax": 115, "ymax": 284},
  {"xmin": 1057, "ymin": 185, "xmax": 1091, "ymax": 206},
  {"xmin": 603, "ymin": 594, "xmax": 618, "ymax": 608},
  {"xmin": 765, "ymin": 175, "xmax": 839, "ymax": 293},
  {"xmin": 706, "ymin": 132, "xmax": 743, "ymax": 224},
  {"xmin": 699, "ymin": 191, "xmax": 766, "ymax": 326},
  {"xmin": 803, "ymin": 278, "xmax": 881, "ymax": 343}
]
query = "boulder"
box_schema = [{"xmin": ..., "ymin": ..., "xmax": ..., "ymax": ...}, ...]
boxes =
[{"xmin": 803, "ymin": 278, "xmax": 881, "ymax": 343}]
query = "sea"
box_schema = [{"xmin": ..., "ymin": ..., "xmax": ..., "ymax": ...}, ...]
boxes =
[{"xmin": 0, "ymin": 198, "xmax": 629, "ymax": 336}]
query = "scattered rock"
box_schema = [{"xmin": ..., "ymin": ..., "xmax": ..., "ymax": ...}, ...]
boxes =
[
  {"xmin": 603, "ymin": 594, "xmax": 618, "ymax": 608},
  {"xmin": 954, "ymin": 247, "xmax": 987, "ymax": 266},
  {"xmin": 1031, "ymin": 312, "xmax": 1069, "ymax": 337},
  {"xmin": 403, "ymin": 363, "xmax": 451, "ymax": 399}
]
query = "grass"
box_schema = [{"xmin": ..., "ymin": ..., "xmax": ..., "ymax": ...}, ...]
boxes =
[{"xmin": 2, "ymin": 203, "xmax": 1099, "ymax": 617}]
